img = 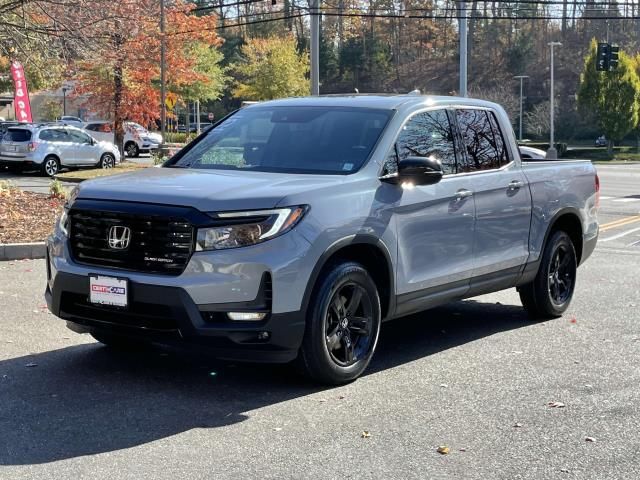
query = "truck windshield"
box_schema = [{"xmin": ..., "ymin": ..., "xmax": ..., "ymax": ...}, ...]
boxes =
[{"xmin": 168, "ymin": 106, "xmax": 393, "ymax": 174}]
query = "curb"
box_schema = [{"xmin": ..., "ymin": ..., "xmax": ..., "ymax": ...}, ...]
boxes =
[{"xmin": 0, "ymin": 242, "xmax": 47, "ymax": 261}]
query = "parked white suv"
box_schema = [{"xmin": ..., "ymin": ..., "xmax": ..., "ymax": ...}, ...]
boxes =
[
  {"xmin": 0, "ymin": 124, "xmax": 120, "ymax": 176},
  {"xmin": 84, "ymin": 121, "xmax": 162, "ymax": 157}
]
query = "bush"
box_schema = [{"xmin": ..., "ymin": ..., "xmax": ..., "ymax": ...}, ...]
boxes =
[
  {"xmin": 0, "ymin": 180, "xmax": 17, "ymax": 195},
  {"xmin": 163, "ymin": 132, "xmax": 193, "ymax": 144},
  {"xmin": 49, "ymin": 179, "xmax": 67, "ymax": 199}
]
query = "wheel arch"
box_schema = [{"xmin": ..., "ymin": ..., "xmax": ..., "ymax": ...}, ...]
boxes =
[
  {"xmin": 301, "ymin": 235, "xmax": 395, "ymax": 321},
  {"xmin": 546, "ymin": 208, "xmax": 584, "ymax": 265}
]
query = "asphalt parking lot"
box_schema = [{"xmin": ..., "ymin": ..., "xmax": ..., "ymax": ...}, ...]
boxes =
[{"xmin": 0, "ymin": 164, "xmax": 639, "ymax": 479}]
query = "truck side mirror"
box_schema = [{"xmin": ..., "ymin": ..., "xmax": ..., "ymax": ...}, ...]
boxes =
[{"xmin": 381, "ymin": 155, "xmax": 444, "ymax": 186}]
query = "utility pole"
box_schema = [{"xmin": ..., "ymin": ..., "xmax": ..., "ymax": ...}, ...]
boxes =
[
  {"xmin": 547, "ymin": 42, "xmax": 562, "ymax": 159},
  {"xmin": 310, "ymin": 0, "xmax": 320, "ymax": 95},
  {"xmin": 62, "ymin": 86, "xmax": 69, "ymax": 116},
  {"xmin": 514, "ymin": 75, "xmax": 529, "ymax": 141},
  {"xmin": 160, "ymin": 0, "xmax": 166, "ymax": 145},
  {"xmin": 459, "ymin": 1, "xmax": 468, "ymax": 97}
]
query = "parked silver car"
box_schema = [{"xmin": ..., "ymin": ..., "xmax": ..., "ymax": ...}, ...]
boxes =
[{"xmin": 0, "ymin": 124, "xmax": 121, "ymax": 176}]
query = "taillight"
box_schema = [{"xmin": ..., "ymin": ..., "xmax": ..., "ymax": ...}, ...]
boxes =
[
  {"xmin": 28, "ymin": 142, "xmax": 38, "ymax": 152},
  {"xmin": 595, "ymin": 173, "xmax": 600, "ymax": 209}
]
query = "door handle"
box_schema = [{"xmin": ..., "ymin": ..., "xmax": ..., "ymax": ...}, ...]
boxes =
[
  {"xmin": 455, "ymin": 189, "xmax": 473, "ymax": 199},
  {"xmin": 508, "ymin": 180, "xmax": 524, "ymax": 190}
]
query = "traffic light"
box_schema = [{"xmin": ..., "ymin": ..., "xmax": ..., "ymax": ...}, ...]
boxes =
[
  {"xmin": 596, "ymin": 43, "xmax": 609, "ymax": 71},
  {"xmin": 609, "ymin": 45, "xmax": 620, "ymax": 71}
]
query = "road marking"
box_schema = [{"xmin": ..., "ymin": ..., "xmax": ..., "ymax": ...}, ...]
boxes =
[
  {"xmin": 613, "ymin": 198, "xmax": 640, "ymax": 203},
  {"xmin": 600, "ymin": 226, "xmax": 640, "ymax": 242},
  {"xmin": 599, "ymin": 196, "xmax": 614, "ymax": 200},
  {"xmin": 600, "ymin": 215, "xmax": 640, "ymax": 232}
]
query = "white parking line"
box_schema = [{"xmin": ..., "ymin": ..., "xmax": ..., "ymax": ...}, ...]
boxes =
[
  {"xmin": 613, "ymin": 198, "xmax": 640, "ymax": 203},
  {"xmin": 599, "ymin": 196, "xmax": 614, "ymax": 200},
  {"xmin": 600, "ymin": 226, "xmax": 640, "ymax": 242}
]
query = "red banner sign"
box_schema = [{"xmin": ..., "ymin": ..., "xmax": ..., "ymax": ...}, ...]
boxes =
[{"xmin": 10, "ymin": 61, "xmax": 33, "ymax": 123}]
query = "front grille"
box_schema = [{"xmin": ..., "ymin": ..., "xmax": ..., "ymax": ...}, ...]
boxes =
[{"xmin": 69, "ymin": 208, "xmax": 194, "ymax": 275}]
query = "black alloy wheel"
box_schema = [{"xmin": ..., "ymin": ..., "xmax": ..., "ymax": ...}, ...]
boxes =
[
  {"xmin": 324, "ymin": 283, "xmax": 375, "ymax": 367},
  {"xmin": 519, "ymin": 230, "xmax": 577, "ymax": 319},
  {"xmin": 298, "ymin": 261, "xmax": 381, "ymax": 385}
]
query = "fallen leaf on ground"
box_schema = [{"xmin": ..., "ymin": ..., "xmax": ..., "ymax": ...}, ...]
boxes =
[
  {"xmin": 361, "ymin": 431, "xmax": 371, "ymax": 438},
  {"xmin": 439, "ymin": 383, "xmax": 448, "ymax": 388},
  {"xmin": 547, "ymin": 401, "xmax": 566, "ymax": 408},
  {"xmin": 514, "ymin": 422, "xmax": 523, "ymax": 428},
  {"xmin": 570, "ymin": 318, "xmax": 577, "ymax": 324},
  {"xmin": 560, "ymin": 468, "xmax": 570, "ymax": 473},
  {"xmin": 274, "ymin": 427, "xmax": 283, "ymax": 432},
  {"xmin": 585, "ymin": 437, "xmax": 596, "ymax": 442},
  {"xmin": 437, "ymin": 446, "xmax": 450, "ymax": 455},
  {"xmin": 338, "ymin": 395, "xmax": 346, "ymax": 400}
]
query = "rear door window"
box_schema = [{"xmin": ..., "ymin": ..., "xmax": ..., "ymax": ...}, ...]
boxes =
[
  {"xmin": 455, "ymin": 109, "xmax": 508, "ymax": 172},
  {"xmin": 4, "ymin": 129, "xmax": 31, "ymax": 142}
]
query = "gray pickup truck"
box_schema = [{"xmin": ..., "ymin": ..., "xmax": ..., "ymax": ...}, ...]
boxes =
[{"xmin": 45, "ymin": 95, "xmax": 599, "ymax": 384}]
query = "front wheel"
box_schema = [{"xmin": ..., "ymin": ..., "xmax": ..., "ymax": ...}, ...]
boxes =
[
  {"xmin": 518, "ymin": 230, "xmax": 577, "ymax": 319},
  {"xmin": 298, "ymin": 261, "xmax": 381, "ymax": 385},
  {"xmin": 125, "ymin": 142, "xmax": 139, "ymax": 158},
  {"xmin": 99, "ymin": 153, "xmax": 115, "ymax": 169}
]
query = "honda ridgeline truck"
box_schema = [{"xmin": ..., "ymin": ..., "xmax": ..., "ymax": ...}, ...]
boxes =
[{"xmin": 46, "ymin": 95, "xmax": 599, "ymax": 384}]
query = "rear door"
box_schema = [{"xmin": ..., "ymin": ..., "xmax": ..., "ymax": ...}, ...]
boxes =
[
  {"xmin": 454, "ymin": 108, "xmax": 532, "ymax": 292},
  {"xmin": 44, "ymin": 128, "xmax": 77, "ymax": 166},
  {"xmin": 390, "ymin": 109, "xmax": 476, "ymax": 316}
]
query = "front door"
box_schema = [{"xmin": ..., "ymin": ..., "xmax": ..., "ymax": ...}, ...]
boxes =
[
  {"xmin": 388, "ymin": 109, "xmax": 476, "ymax": 316},
  {"xmin": 68, "ymin": 129, "xmax": 100, "ymax": 165}
]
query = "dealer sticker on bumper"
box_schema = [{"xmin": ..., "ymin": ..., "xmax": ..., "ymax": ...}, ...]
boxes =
[{"xmin": 89, "ymin": 275, "xmax": 128, "ymax": 308}]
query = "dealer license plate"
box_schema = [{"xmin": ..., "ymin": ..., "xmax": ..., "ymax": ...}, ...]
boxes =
[{"xmin": 89, "ymin": 275, "xmax": 128, "ymax": 308}]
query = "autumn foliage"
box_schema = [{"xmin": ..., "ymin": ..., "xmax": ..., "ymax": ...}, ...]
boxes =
[{"xmin": 74, "ymin": 0, "xmax": 223, "ymax": 133}]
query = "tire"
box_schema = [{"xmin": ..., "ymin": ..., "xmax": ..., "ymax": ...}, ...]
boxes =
[
  {"xmin": 99, "ymin": 153, "xmax": 115, "ymax": 169},
  {"xmin": 125, "ymin": 142, "xmax": 139, "ymax": 158},
  {"xmin": 518, "ymin": 230, "xmax": 577, "ymax": 320},
  {"xmin": 298, "ymin": 261, "xmax": 382, "ymax": 385},
  {"xmin": 91, "ymin": 332, "xmax": 150, "ymax": 351},
  {"xmin": 41, "ymin": 156, "xmax": 60, "ymax": 177}
]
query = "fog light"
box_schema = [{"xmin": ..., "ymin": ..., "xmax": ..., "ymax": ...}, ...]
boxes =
[
  {"xmin": 227, "ymin": 312, "xmax": 267, "ymax": 321},
  {"xmin": 257, "ymin": 331, "xmax": 270, "ymax": 341}
]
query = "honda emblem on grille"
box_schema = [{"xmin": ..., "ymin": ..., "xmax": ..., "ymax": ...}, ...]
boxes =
[{"xmin": 107, "ymin": 226, "xmax": 131, "ymax": 250}]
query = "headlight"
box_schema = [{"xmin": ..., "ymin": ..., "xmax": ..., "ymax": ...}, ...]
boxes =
[
  {"xmin": 58, "ymin": 207, "xmax": 69, "ymax": 236},
  {"xmin": 196, "ymin": 206, "xmax": 308, "ymax": 251}
]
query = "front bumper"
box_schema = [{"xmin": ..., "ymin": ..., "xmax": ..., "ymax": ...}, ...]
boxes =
[
  {"xmin": 45, "ymin": 269, "xmax": 305, "ymax": 363},
  {"xmin": 45, "ymin": 227, "xmax": 314, "ymax": 363}
]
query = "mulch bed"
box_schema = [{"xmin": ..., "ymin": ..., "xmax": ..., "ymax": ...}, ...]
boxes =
[{"xmin": 0, "ymin": 189, "xmax": 64, "ymax": 244}]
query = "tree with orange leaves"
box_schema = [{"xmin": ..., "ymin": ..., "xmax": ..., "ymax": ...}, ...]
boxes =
[{"xmin": 74, "ymin": 0, "xmax": 226, "ymax": 151}]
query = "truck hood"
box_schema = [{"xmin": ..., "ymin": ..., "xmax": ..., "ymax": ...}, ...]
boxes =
[{"xmin": 75, "ymin": 166, "xmax": 343, "ymax": 212}]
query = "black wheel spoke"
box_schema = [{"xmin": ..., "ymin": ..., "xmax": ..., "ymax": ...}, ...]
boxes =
[
  {"xmin": 346, "ymin": 287, "xmax": 363, "ymax": 315},
  {"xmin": 349, "ymin": 316, "xmax": 370, "ymax": 336}
]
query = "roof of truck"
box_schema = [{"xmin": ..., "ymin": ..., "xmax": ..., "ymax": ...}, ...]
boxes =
[{"xmin": 249, "ymin": 94, "xmax": 501, "ymax": 111}]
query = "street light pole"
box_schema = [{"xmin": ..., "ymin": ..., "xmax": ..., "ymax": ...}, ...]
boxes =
[
  {"xmin": 310, "ymin": 0, "xmax": 320, "ymax": 95},
  {"xmin": 513, "ymin": 75, "xmax": 529, "ymax": 142},
  {"xmin": 160, "ymin": 0, "xmax": 166, "ymax": 145},
  {"xmin": 459, "ymin": 1, "xmax": 468, "ymax": 97},
  {"xmin": 62, "ymin": 87, "xmax": 69, "ymax": 116},
  {"xmin": 547, "ymin": 42, "xmax": 562, "ymax": 159}
]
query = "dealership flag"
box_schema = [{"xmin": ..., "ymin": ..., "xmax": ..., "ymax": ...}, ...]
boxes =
[{"xmin": 10, "ymin": 61, "xmax": 33, "ymax": 122}]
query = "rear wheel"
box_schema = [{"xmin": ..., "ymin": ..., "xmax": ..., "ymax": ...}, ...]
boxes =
[
  {"xmin": 298, "ymin": 261, "xmax": 381, "ymax": 385},
  {"xmin": 519, "ymin": 230, "xmax": 577, "ymax": 319},
  {"xmin": 99, "ymin": 153, "xmax": 115, "ymax": 169},
  {"xmin": 125, "ymin": 142, "xmax": 139, "ymax": 158},
  {"xmin": 91, "ymin": 332, "xmax": 150, "ymax": 351},
  {"xmin": 41, "ymin": 156, "xmax": 60, "ymax": 177}
]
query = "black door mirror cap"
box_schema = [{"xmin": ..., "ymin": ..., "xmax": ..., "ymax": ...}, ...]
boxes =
[{"xmin": 380, "ymin": 155, "xmax": 444, "ymax": 186}]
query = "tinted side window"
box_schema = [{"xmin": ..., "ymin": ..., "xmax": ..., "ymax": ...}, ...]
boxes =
[
  {"xmin": 487, "ymin": 112, "xmax": 509, "ymax": 166},
  {"xmin": 68, "ymin": 130, "xmax": 92, "ymax": 144},
  {"xmin": 85, "ymin": 124, "xmax": 99, "ymax": 132},
  {"xmin": 385, "ymin": 109, "xmax": 457, "ymax": 175},
  {"xmin": 456, "ymin": 109, "xmax": 503, "ymax": 172},
  {"xmin": 39, "ymin": 130, "xmax": 53, "ymax": 141}
]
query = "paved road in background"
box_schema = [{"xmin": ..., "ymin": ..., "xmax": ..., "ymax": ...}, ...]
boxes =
[{"xmin": 0, "ymin": 165, "xmax": 639, "ymax": 479}]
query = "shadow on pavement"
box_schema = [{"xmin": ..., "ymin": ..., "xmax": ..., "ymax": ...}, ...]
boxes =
[{"xmin": 0, "ymin": 298, "xmax": 533, "ymax": 465}]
